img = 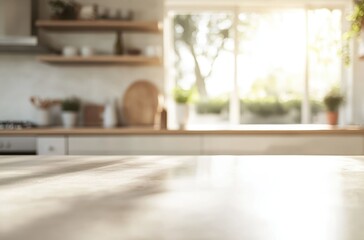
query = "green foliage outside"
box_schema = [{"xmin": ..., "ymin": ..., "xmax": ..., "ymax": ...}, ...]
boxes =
[
  {"xmin": 196, "ymin": 98, "xmax": 229, "ymax": 114},
  {"xmin": 243, "ymin": 98, "xmax": 288, "ymax": 117},
  {"xmin": 195, "ymin": 97, "xmax": 324, "ymax": 118},
  {"xmin": 174, "ymin": 14, "xmax": 232, "ymax": 98},
  {"xmin": 343, "ymin": 0, "xmax": 364, "ymax": 65}
]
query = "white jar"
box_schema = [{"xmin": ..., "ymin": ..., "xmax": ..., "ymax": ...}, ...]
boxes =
[
  {"xmin": 36, "ymin": 109, "xmax": 51, "ymax": 127},
  {"xmin": 103, "ymin": 102, "xmax": 117, "ymax": 128},
  {"xmin": 176, "ymin": 104, "xmax": 189, "ymax": 129},
  {"xmin": 62, "ymin": 112, "xmax": 77, "ymax": 128}
]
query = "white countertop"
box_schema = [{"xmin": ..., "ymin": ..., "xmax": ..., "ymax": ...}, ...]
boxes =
[{"xmin": 1, "ymin": 155, "xmax": 364, "ymax": 240}]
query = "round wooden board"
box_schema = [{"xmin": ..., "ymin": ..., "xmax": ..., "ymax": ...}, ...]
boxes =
[{"xmin": 122, "ymin": 80, "xmax": 161, "ymax": 126}]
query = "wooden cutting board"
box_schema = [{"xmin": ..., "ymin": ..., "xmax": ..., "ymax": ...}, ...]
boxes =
[
  {"xmin": 83, "ymin": 104, "xmax": 105, "ymax": 127},
  {"xmin": 122, "ymin": 80, "xmax": 161, "ymax": 126}
]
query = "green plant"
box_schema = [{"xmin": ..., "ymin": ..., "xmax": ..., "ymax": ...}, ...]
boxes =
[
  {"xmin": 242, "ymin": 98, "xmax": 289, "ymax": 117},
  {"xmin": 49, "ymin": 0, "xmax": 79, "ymax": 20},
  {"xmin": 240, "ymin": 97, "xmax": 324, "ymax": 119},
  {"xmin": 173, "ymin": 87, "xmax": 192, "ymax": 104},
  {"xmin": 323, "ymin": 88, "xmax": 344, "ymax": 112},
  {"xmin": 61, "ymin": 97, "xmax": 81, "ymax": 112},
  {"xmin": 343, "ymin": 0, "xmax": 364, "ymax": 65},
  {"xmin": 196, "ymin": 98, "xmax": 228, "ymax": 114}
]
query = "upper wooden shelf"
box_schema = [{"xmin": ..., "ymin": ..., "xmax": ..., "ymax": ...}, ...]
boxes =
[
  {"xmin": 37, "ymin": 55, "xmax": 162, "ymax": 65},
  {"xmin": 36, "ymin": 20, "xmax": 162, "ymax": 33}
]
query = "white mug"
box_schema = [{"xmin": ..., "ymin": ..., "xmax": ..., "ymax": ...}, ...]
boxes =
[
  {"xmin": 62, "ymin": 46, "xmax": 78, "ymax": 57},
  {"xmin": 80, "ymin": 46, "xmax": 94, "ymax": 57},
  {"xmin": 144, "ymin": 46, "xmax": 162, "ymax": 57},
  {"xmin": 79, "ymin": 5, "xmax": 96, "ymax": 20}
]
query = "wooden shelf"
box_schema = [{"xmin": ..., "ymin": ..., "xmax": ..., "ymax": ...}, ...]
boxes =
[
  {"xmin": 36, "ymin": 20, "xmax": 162, "ymax": 33},
  {"xmin": 37, "ymin": 55, "xmax": 162, "ymax": 65}
]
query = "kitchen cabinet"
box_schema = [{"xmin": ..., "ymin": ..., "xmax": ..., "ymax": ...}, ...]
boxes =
[
  {"xmin": 68, "ymin": 136, "xmax": 202, "ymax": 155},
  {"xmin": 201, "ymin": 135, "xmax": 364, "ymax": 155},
  {"xmin": 23, "ymin": 131, "xmax": 364, "ymax": 156},
  {"xmin": 68, "ymin": 136, "xmax": 132, "ymax": 155},
  {"xmin": 37, "ymin": 137, "xmax": 67, "ymax": 155}
]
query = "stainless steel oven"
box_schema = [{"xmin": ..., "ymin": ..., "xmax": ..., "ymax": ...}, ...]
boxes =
[{"xmin": 0, "ymin": 137, "xmax": 36, "ymax": 155}]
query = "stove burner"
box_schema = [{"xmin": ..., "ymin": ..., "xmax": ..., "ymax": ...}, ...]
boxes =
[{"xmin": 0, "ymin": 121, "xmax": 37, "ymax": 130}]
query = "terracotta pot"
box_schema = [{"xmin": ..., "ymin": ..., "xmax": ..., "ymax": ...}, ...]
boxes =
[{"xmin": 327, "ymin": 111, "xmax": 339, "ymax": 125}]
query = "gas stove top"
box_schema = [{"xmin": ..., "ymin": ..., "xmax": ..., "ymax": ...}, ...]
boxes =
[{"xmin": 0, "ymin": 121, "xmax": 37, "ymax": 130}]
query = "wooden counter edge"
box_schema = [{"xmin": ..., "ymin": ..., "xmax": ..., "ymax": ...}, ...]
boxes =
[{"xmin": 0, "ymin": 128, "xmax": 364, "ymax": 136}]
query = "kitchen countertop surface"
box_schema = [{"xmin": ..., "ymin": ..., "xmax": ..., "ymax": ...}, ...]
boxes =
[
  {"xmin": 0, "ymin": 124, "xmax": 364, "ymax": 135},
  {"xmin": 1, "ymin": 155, "xmax": 364, "ymax": 240}
]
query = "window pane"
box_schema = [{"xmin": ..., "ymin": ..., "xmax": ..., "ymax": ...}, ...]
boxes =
[
  {"xmin": 173, "ymin": 13, "xmax": 234, "ymax": 126},
  {"xmin": 171, "ymin": 7, "xmax": 343, "ymax": 127},
  {"xmin": 238, "ymin": 10, "xmax": 306, "ymax": 124},
  {"xmin": 308, "ymin": 9, "xmax": 342, "ymax": 124}
]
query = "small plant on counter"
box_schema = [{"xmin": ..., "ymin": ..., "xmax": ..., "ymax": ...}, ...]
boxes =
[
  {"xmin": 173, "ymin": 86, "xmax": 193, "ymax": 129},
  {"xmin": 343, "ymin": 0, "xmax": 364, "ymax": 65},
  {"xmin": 173, "ymin": 86, "xmax": 192, "ymax": 104},
  {"xmin": 61, "ymin": 97, "xmax": 81, "ymax": 112},
  {"xmin": 61, "ymin": 97, "xmax": 81, "ymax": 128},
  {"xmin": 323, "ymin": 87, "xmax": 344, "ymax": 125}
]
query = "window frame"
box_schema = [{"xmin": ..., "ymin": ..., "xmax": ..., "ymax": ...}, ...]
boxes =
[{"xmin": 166, "ymin": 2, "xmax": 351, "ymax": 126}]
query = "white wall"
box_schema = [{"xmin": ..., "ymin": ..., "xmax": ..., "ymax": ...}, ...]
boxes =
[{"xmin": 0, "ymin": 0, "xmax": 164, "ymax": 124}]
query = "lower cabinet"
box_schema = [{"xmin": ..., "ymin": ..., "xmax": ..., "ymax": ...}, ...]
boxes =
[
  {"xmin": 201, "ymin": 135, "xmax": 364, "ymax": 155},
  {"xmin": 68, "ymin": 136, "xmax": 202, "ymax": 155},
  {"xmin": 36, "ymin": 134, "xmax": 364, "ymax": 156},
  {"xmin": 37, "ymin": 137, "xmax": 67, "ymax": 155}
]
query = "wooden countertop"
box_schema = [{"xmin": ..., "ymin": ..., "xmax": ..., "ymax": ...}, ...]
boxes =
[
  {"xmin": 1, "ymin": 155, "xmax": 364, "ymax": 240},
  {"xmin": 0, "ymin": 125, "xmax": 364, "ymax": 136}
]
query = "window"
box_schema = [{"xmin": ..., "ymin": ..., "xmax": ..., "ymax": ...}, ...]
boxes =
[{"xmin": 169, "ymin": 4, "xmax": 344, "ymax": 126}]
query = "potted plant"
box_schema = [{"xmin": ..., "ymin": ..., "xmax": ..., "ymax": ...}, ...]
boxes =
[
  {"xmin": 49, "ymin": 0, "xmax": 80, "ymax": 20},
  {"xmin": 343, "ymin": 0, "xmax": 364, "ymax": 65},
  {"xmin": 323, "ymin": 87, "xmax": 344, "ymax": 125},
  {"xmin": 173, "ymin": 87, "xmax": 192, "ymax": 129},
  {"xmin": 61, "ymin": 97, "xmax": 80, "ymax": 128}
]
